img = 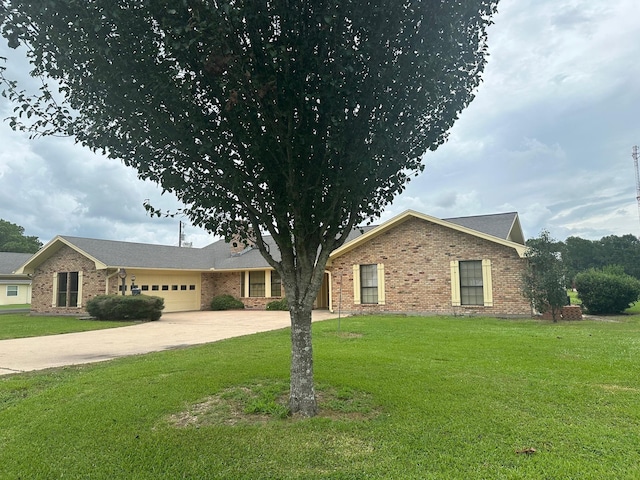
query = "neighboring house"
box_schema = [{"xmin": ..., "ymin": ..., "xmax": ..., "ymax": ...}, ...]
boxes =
[
  {"xmin": 17, "ymin": 210, "xmax": 531, "ymax": 317},
  {"xmin": 0, "ymin": 252, "xmax": 33, "ymax": 305}
]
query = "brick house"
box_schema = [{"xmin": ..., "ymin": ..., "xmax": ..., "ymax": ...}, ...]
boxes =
[{"xmin": 16, "ymin": 210, "xmax": 531, "ymax": 317}]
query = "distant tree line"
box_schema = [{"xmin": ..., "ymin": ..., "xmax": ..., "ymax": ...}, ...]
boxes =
[{"xmin": 563, "ymin": 234, "xmax": 640, "ymax": 283}]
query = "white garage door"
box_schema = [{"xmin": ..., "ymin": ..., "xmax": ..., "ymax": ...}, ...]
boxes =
[{"xmin": 134, "ymin": 272, "xmax": 201, "ymax": 313}]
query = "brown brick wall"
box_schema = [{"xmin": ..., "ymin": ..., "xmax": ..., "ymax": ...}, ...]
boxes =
[
  {"xmin": 201, "ymin": 271, "xmax": 241, "ymax": 309},
  {"xmin": 200, "ymin": 271, "xmax": 284, "ymax": 310},
  {"xmin": 31, "ymin": 245, "xmax": 107, "ymax": 315},
  {"xmin": 328, "ymin": 217, "xmax": 531, "ymax": 317},
  {"xmin": 541, "ymin": 305, "xmax": 582, "ymax": 320}
]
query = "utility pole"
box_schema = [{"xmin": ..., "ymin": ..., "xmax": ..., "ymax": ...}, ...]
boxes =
[
  {"xmin": 179, "ymin": 220, "xmax": 183, "ymax": 247},
  {"xmin": 634, "ymin": 146, "xmax": 640, "ymax": 230}
]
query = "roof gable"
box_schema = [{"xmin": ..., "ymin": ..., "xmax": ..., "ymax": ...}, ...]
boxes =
[
  {"xmin": 330, "ymin": 210, "xmax": 527, "ymax": 259},
  {"xmin": 444, "ymin": 212, "xmax": 525, "ymax": 245},
  {"xmin": 18, "ymin": 236, "xmax": 218, "ymax": 274}
]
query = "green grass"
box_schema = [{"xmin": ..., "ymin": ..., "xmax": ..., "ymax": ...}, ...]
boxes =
[
  {"xmin": 0, "ymin": 314, "xmax": 136, "ymax": 340},
  {"xmin": 1, "ymin": 315, "xmax": 640, "ymax": 479},
  {"xmin": 568, "ymin": 289, "xmax": 581, "ymax": 305},
  {"xmin": 0, "ymin": 303, "xmax": 30, "ymax": 310},
  {"xmin": 626, "ymin": 302, "xmax": 640, "ymax": 314}
]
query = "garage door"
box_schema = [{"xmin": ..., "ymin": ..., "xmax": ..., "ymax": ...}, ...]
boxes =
[{"xmin": 134, "ymin": 272, "xmax": 201, "ymax": 313}]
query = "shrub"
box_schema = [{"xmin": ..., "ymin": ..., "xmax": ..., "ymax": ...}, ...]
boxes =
[
  {"xmin": 86, "ymin": 295, "xmax": 164, "ymax": 321},
  {"xmin": 574, "ymin": 268, "xmax": 640, "ymax": 314},
  {"xmin": 266, "ymin": 298, "xmax": 288, "ymax": 311},
  {"xmin": 210, "ymin": 294, "xmax": 245, "ymax": 310}
]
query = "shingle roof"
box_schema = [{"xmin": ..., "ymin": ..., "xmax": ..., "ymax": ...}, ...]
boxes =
[
  {"xmin": 22, "ymin": 211, "xmax": 523, "ymax": 273},
  {"xmin": 60, "ymin": 236, "xmax": 216, "ymax": 270},
  {"xmin": 444, "ymin": 212, "xmax": 524, "ymax": 244},
  {"xmin": 0, "ymin": 252, "xmax": 33, "ymax": 274}
]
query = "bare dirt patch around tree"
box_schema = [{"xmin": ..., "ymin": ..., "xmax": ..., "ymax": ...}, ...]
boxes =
[{"xmin": 167, "ymin": 380, "xmax": 381, "ymax": 427}]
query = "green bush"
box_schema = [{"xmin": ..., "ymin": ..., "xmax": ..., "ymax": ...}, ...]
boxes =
[
  {"xmin": 86, "ymin": 295, "xmax": 164, "ymax": 321},
  {"xmin": 210, "ymin": 294, "xmax": 245, "ymax": 310},
  {"xmin": 574, "ymin": 268, "xmax": 640, "ymax": 314},
  {"xmin": 266, "ymin": 298, "xmax": 288, "ymax": 311}
]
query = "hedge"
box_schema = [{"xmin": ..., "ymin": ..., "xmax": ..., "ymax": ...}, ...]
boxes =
[
  {"xmin": 210, "ymin": 294, "xmax": 245, "ymax": 310},
  {"xmin": 574, "ymin": 269, "xmax": 640, "ymax": 314},
  {"xmin": 266, "ymin": 298, "xmax": 288, "ymax": 311},
  {"xmin": 86, "ymin": 294, "xmax": 165, "ymax": 321}
]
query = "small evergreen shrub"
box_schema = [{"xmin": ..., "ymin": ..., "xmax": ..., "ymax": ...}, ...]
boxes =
[
  {"xmin": 210, "ymin": 294, "xmax": 245, "ymax": 310},
  {"xmin": 86, "ymin": 295, "xmax": 164, "ymax": 321},
  {"xmin": 574, "ymin": 268, "xmax": 640, "ymax": 314},
  {"xmin": 266, "ymin": 298, "xmax": 288, "ymax": 311}
]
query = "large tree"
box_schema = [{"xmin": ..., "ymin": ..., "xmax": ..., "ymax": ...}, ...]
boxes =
[
  {"xmin": 0, "ymin": 0, "xmax": 498, "ymax": 416},
  {"xmin": 0, "ymin": 219, "xmax": 41, "ymax": 253}
]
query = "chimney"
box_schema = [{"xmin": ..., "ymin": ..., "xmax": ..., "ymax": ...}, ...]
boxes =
[{"xmin": 230, "ymin": 232, "xmax": 255, "ymax": 255}]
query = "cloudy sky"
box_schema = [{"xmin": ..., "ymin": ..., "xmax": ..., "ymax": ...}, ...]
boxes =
[{"xmin": 1, "ymin": 0, "xmax": 639, "ymax": 248}]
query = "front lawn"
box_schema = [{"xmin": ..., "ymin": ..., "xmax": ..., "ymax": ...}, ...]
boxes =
[
  {"xmin": 0, "ymin": 303, "xmax": 30, "ymax": 310},
  {"xmin": 1, "ymin": 315, "xmax": 639, "ymax": 479},
  {"xmin": 0, "ymin": 313, "xmax": 136, "ymax": 340}
]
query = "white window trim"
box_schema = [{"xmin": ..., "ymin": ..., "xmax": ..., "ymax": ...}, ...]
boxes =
[
  {"xmin": 353, "ymin": 263, "xmax": 385, "ymax": 305},
  {"xmin": 243, "ymin": 270, "xmax": 274, "ymax": 298},
  {"xmin": 6, "ymin": 285, "xmax": 18, "ymax": 297},
  {"xmin": 450, "ymin": 259, "xmax": 493, "ymax": 307},
  {"xmin": 52, "ymin": 271, "xmax": 83, "ymax": 308},
  {"xmin": 52, "ymin": 272, "xmax": 58, "ymax": 307},
  {"xmin": 450, "ymin": 261, "xmax": 461, "ymax": 307},
  {"xmin": 481, "ymin": 259, "xmax": 493, "ymax": 307},
  {"xmin": 265, "ymin": 270, "xmax": 272, "ymax": 298}
]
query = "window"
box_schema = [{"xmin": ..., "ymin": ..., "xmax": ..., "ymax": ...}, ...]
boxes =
[
  {"xmin": 241, "ymin": 271, "xmax": 273, "ymax": 297},
  {"xmin": 172, "ymin": 285, "xmax": 178, "ymax": 291},
  {"xmin": 189, "ymin": 285, "xmax": 196, "ymax": 291},
  {"xmin": 450, "ymin": 260, "xmax": 493, "ymax": 307},
  {"xmin": 459, "ymin": 261, "xmax": 484, "ymax": 305},
  {"xmin": 152, "ymin": 285, "xmax": 159, "ymax": 291},
  {"xmin": 6, "ymin": 285, "xmax": 18, "ymax": 297},
  {"xmin": 180, "ymin": 285, "xmax": 187, "ymax": 291},
  {"xmin": 271, "ymin": 271, "xmax": 282, "ymax": 297},
  {"xmin": 55, "ymin": 271, "xmax": 80, "ymax": 307},
  {"xmin": 353, "ymin": 264, "xmax": 385, "ymax": 305},
  {"xmin": 249, "ymin": 271, "xmax": 266, "ymax": 297},
  {"xmin": 360, "ymin": 265, "xmax": 378, "ymax": 304},
  {"xmin": 141, "ymin": 285, "xmax": 149, "ymax": 291},
  {"xmin": 162, "ymin": 285, "xmax": 169, "ymax": 291}
]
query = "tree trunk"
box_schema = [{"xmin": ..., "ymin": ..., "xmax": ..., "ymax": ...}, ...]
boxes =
[{"xmin": 288, "ymin": 303, "xmax": 317, "ymax": 416}]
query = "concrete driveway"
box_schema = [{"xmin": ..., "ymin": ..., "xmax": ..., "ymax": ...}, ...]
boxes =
[{"xmin": 0, "ymin": 310, "xmax": 338, "ymax": 376}]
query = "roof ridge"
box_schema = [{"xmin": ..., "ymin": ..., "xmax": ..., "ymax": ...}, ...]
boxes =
[
  {"xmin": 61, "ymin": 235, "xmax": 199, "ymax": 250},
  {"xmin": 443, "ymin": 211, "xmax": 517, "ymax": 220}
]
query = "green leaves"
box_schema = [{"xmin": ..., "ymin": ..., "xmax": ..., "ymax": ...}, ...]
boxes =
[
  {"xmin": 0, "ymin": 219, "xmax": 42, "ymax": 253},
  {"xmin": 0, "ymin": 0, "xmax": 498, "ymax": 343},
  {"xmin": 575, "ymin": 269, "xmax": 640, "ymax": 315},
  {"xmin": 522, "ymin": 230, "xmax": 568, "ymax": 320}
]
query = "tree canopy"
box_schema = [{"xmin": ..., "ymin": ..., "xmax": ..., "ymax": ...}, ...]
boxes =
[
  {"xmin": 1, "ymin": 0, "xmax": 499, "ymax": 416},
  {"xmin": 0, "ymin": 219, "xmax": 42, "ymax": 253},
  {"xmin": 563, "ymin": 234, "xmax": 640, "ymax": 282}
]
